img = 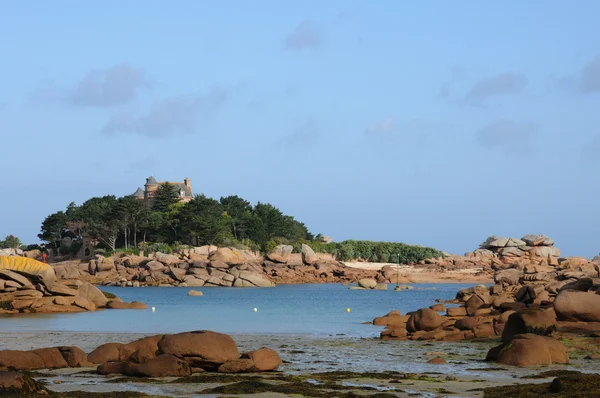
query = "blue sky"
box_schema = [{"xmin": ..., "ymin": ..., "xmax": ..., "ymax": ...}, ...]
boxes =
[{"xmin": 1, "ymin": 1, "xmax": 599, "ymax": 257}]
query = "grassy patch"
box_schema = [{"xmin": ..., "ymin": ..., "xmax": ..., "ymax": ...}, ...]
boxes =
[{"xmin": 102, "ymin": 291, "xmax": 117, "ymax": 299}]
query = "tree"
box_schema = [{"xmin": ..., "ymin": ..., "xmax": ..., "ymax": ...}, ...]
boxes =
[
  {"xmin": 180, "ymin": 194, "xmax": 229, "ymax": 245},
  {"xmin": 0, "ymin": 234, "xmax": 22, "ymax": 249},
  {"xmin": 253, "ymin": 202, "xmax": 309, "ymax": 244},
  {"xmin": 116, "ymin": 196, "xmax": 150, "ymax": 248},
  {"xmin": 220, "ymin": 195, "xmax": 252, "ymax": 240},
  {"xmin": 38, "ymin": 211, "xmax": 68, "ymax": 250},
  {"xmin": 75, "ymin": 196, "xmax": 120, "ymax": 252},
  {"xmin": 152, "ymin": 183, "xmax": 179, "ymax": 213}
]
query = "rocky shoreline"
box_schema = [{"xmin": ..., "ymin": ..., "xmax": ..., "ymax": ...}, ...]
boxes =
[
  {"xmin": 3, "ymin": 234, "xmax": 600, "ymax": 396},
  {"xmin": 369, "ymin": 234, "xmax": 600, "ymax": 368}
]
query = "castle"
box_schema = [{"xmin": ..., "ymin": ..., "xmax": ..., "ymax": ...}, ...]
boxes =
[{"xmin": 133, "ymin": 176, "xmax": 193, "ymax": 204}]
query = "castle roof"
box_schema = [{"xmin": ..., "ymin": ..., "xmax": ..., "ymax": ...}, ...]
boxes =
[
  {"xmin": 172, "ymin": 184, "xmax": 193, "ymax": 197},
  {"xmin": 133, "ymin": 187, "xmax": 144, "ymax": 197},
  {"xmin": 145, "ymin": 176, "xmax": 158, "ymax": 185}
]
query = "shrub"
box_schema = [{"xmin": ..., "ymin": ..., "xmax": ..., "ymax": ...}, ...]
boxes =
[{"xmin": 308, "ymin": 240, "xmax": 443, "ymax": 263}]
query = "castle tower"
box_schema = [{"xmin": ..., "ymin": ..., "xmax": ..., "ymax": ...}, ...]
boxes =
[{"xmin": 144, "ymin": 176, "xmax": 159, "ymax": 199}]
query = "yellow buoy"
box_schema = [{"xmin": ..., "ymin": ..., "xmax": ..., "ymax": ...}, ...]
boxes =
[
  {"xmin": 346, "ymin": 308, "xmax": 351, "ymax": 313},
  {"xmin": 152, "ymin": 307, "xmax": 156, "ymax": 312},
  {"xmin": 254, "ymin": 308, "xmax": 258, "ymax": 312}
]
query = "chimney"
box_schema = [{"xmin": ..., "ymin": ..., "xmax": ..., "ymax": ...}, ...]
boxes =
[{"xmin": 184, "ymin": 178, "xmax": 190, "ymax": 188}]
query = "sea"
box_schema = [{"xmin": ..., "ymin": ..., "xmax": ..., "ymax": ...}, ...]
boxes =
[{"xmin": 0, "ymin": 283, "xmax": 476, "ymax": 337}]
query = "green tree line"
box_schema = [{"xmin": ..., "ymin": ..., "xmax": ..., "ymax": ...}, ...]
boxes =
[
  {"xmin": 37, "ymin": 182, "xmax": 444, "ymax": 262},
  {"xmin": 38, "ymin": 183, "xmax": 312, "ymax": 253}
]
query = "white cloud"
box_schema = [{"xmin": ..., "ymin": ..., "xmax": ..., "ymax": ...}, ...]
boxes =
[{"xmin": 366, "ymin": 117, "xmax": 395, "ymax": 134}]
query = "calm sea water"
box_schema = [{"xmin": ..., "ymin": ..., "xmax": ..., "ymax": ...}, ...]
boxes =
[{"xmin": 0, "ymin": 283, "xmax": 477, "ymax": 337}]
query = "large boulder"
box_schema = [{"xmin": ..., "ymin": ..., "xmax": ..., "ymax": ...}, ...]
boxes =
[
  {"xmin": 521, "ymin": 234, "xmax": 553, "ymax": 247},
  {"xmin": 0, "ymin": 372, "xmax": 48, "ymax": 395},
  {"xmin": 357, "ymin": 278, "xmax": 377, "ymax": 289},
  {"xmin": 529, "ymin": 246, "xmax": 559, "ymax": 258},
  {"xmin": 505, "ymin": 238, "xmax": 526, "ymax": 247},
  {"xmin": 190, "ymin": 245, "xmax": 218, "ymax": 256},
  {"xmin": 301, "ymin": 244, "xmax": 318, "ymax": 265},
  {"xmin": 218, "ymin": 358, "xmax": 257, "ymax": 373},
  {"xmin": 209, "ymin": 248, "xmax": 246, "ymax": 265},
  {"xmin": 45, "ymin": 283, "xmax": 79, "ymax": 296},
  {"xmin": 0, "ymin": 256, "xmax": 56, "ymax": 286},
  {"xmin": 0, "ymin": 350, "xmax": 45, "ymax": 370},
  {"xmin": 482, "ymin": 237, "xmax": 509, "ymax": 248},
  {"xmin": 554, "ymin": 290, "xmax": 600, "ymax": 322},
  {"xmin": 155, "ymin": 253, "xmax": 180, "ymax": 265},
  {"xmin": 486, "ymin": 334, "xmax": 568, "ymax": 367},
  {"xmin": 235, "ymin": 271, "xmax": 274, "ymax": 287},
  {"xmin": 157, "ymin": 331, "xmax": 239, "ymax": 370},
  {"xmin": 0, "ymin": 269, "xmax": 33, "ymax": 287},
  {"xmin": 266, "ymin": 245, "xmax": 293, "ymax": 263},
  {"xmin": 240, "ymin": 347, "xmax": 281, "ymax": 371},
  {"xmin": 502, "ymin": 307, "xmax": 557, "ymax": 342},
  {"xmin": 406, "ymin": 308, "xmax": 443, "ymax": 332},
  {"xmin": 59, "ymin": 346, "xmax": 87, "ymax": 367},
  {"xmin": 144, "ymin": 261, "xmax": 165, "ymax": 272},
  {"xmin": 30, "ymin": 348, "xmax": 69, "ymax": 369},
  {"xmin": 119, "ymin": 335, "xmax": 162, "ymax": 362},
  {"xmin": 106, "ymin": 300, "xmax": 148, "ymax": 310},
  {"xmin": 465, "ymin": 294, "xmax": 488, "ymax": 315},
  {"xmin": 169, "ymin": 266, "xmax": 186, "ymax": 282},
  {"xmin": 77, "ymin": 282, "xmax": 108, "ymax": 308},
  {"xmin": 495, "ymin": 269, "xmax": 522, "ymax": 285},
  {"xmin": 126, "ymin": 354, "xmax": 191, "ymax": 377},
  {"xmin": 88, "ymin": 343, "xmax": 123, "ymax": 364}
]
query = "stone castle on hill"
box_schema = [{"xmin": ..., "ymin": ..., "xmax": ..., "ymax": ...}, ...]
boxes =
[{"xmin": 133, "ymin": 176, "xmax": 193, "ymax": 204}]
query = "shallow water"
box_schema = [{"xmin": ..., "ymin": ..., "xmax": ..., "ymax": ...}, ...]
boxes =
[{"xmin": 0, "ymin": 283, "xmax": 475, "ymax": 337}]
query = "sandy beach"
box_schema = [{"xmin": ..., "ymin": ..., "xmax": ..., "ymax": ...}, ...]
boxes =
[{"xmin": 343, "ymin": 261, "xmax": 493, "ymax": 284}]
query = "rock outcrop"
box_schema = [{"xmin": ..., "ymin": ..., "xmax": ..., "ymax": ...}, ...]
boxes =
[
  {"xmin": 486, "ymin": 334, "xmax": 569, "ymax": 367},
  {"xmin": 0, "ymin": 330, "xmax": 280, "ymax": 376},
  {"xmin": 0, "ymin": 256, "xmax": 143, "ymax": 314},
  {"xmin": 96, "ymin": 331, "xmax": 279, "ymax": 376},
  {"xmin": 46, "ymin": 245, "xmax": 380, "ymax": 288}
]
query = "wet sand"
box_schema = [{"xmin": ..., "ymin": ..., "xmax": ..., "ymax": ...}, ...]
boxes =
[{"xmin": 3, "ymin": 331, "xmax": 600, "ymax": 397}]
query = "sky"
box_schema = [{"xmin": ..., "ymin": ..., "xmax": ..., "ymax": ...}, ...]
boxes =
[{"xmin": 1, "ymin": 1, "xmax": 600, "ymax": 257}]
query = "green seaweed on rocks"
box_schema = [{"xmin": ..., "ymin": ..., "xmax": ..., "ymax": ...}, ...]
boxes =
[
  {"xmin": 484, "ymin": 373, "xmax": 600, "ymax": 397},
  {"xmin": 520, "ymin": 370, "xmax": 583, "ymax": 379},
  {"xmin": 102, "ymin": 291, "xmax": 117, "ymax": 299},
  {"xmin": 197, "ymin": 380, "xmax": 397, "ymax": 397}
]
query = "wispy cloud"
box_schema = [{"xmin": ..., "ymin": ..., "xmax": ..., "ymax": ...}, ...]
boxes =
[
  {"xmin": 102, "ymin": 87, "xmax": 228, "ymax": 138},
  {"xmin": 284, "ymin": 20, "xmax": 323, "ymax": 51},
  {"xmin": 365, "ymin": 117, "xmax": 395, "ymax": 134},
  {"xmin": 582, "ymin": 134, "xmax": 600, "ymax": 160},
  {"xmin": 438, "ymin": 66, "xmax": 466, "ymax": 99},
  {"xmin": 476, "ymin": 119, "xmax": 536, "ymax": 152},
  {"xmin": 575, "ymin": 56, "xmax": 600, "ymax": 94},
  {"xmin": 284, "ymin": 118, "xmax": 320, "ymax": 145},
  {"xmin": 69, "ymin": 64, "xmax": 147, "ymax": 107},
  {"xmin": 463, "ymin": 73, "xmax": 528, "ymax": 105}
]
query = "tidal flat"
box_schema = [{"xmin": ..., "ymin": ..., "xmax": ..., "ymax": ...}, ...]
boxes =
[{"xmin": 3, "ymin": 331, "xmax": 600, "ymax": 397}]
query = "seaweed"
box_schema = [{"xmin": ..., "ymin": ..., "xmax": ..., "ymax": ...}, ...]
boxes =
[{"xmin": 484, "ymin": 373, "xmax": 600, "ymax": 397}]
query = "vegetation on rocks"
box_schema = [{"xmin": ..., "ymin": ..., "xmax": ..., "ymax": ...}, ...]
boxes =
[{"xmin": 37, "ymin": 186, "xmax": 443, "ymax": 263}]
